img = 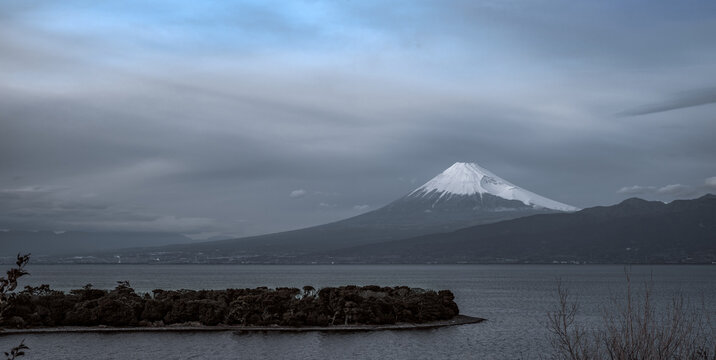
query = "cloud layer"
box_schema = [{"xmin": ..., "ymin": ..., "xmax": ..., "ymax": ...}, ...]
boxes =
[
  {"xmin": 618, "ymin": 87, "xmax": 716, "ymax": 116},
  {"xmin": 617, "ymin": 176, "xmax": 716, "ymax": 199},
  {"xmin": 2, "ymin": 1, "xmax": 716, "ymax": 237}
]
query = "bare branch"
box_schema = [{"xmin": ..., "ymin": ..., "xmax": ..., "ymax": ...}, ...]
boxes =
[{"xmin": 547, "ymin": 272, "xmax": 715, "ymax": 360}]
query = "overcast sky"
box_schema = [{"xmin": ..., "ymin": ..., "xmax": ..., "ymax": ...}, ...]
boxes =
[{"xmin": 2, "ymin": 0, "xmax": 715, "ymax": 239}]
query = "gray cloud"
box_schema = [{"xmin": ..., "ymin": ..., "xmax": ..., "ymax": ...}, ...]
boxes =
[
  {"xmin": 706, "ymin": 177, "xmax": 716, "ymax": 189},
  {"xmin": 618, "ymin": 87, "xmax": 716, "ymax": 116},
  {"xmin": 617, "ymin": 177, "xmax": 715, "ymax": 200},
  {"xmin": 1, "ymin": 1, "xmax": 716, "ymax": 237},
  {"xmin": 617, "ymin": 184, "xmax": 695, "ymax": 197},
  {"xmin": 0, "ymin": 185, "xmax": 217, "ymax": 234}
]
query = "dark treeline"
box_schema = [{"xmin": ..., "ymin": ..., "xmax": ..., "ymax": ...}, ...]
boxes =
[{"xmin": 2, "ymin": 283, "xmax": 459, "ymax": 328}]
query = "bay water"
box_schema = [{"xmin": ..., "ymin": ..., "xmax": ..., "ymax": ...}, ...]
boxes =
[{"xmin": 1, "ymin": 264, "xmax": 714, "ymax": 359}]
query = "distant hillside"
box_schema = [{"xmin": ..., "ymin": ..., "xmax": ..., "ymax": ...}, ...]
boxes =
[
  {"xmin": 316, "ymin": 194, "xmax": 716, "ymax": 264},
  {"xmin": 0, "ymin": 231, "xmax": 197, "ymax": 258},
  {"xmin": 85, "ymin": 162, "xmax": 574, "ymax": 262}
]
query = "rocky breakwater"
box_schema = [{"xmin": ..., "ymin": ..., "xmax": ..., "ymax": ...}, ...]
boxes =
[{"xmin": 2, "ymin": 282, "xmax": 464, "ymax": 329}]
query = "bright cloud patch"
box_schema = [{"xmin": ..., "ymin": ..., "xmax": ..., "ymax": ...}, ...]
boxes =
[
  {"xmin": 656, "ymin": 184, "xmax": 693, "ymax": 195},
  {"xmin": 289, "ymin": 189, "xmax": 307, "ymax": 198},
  {"xmin": 617, "ymin": 185, "xmax": 658, "ymax": 195},
  {"xmin": 705, "ymin": 177, "xmax": 716, "ymax": 189},
  {"xmin": 617, "ymin": 177, "xmax": 716, "ymax": 198}
]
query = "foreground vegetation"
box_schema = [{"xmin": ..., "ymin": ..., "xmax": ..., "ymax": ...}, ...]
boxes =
[
  {"xmin": 1, "ymin": 254, "xmax": 30, "ymax": 359},
  {"xmin": 547, "ymin": 273, "xmax": 715, "ymax": 360},
  {"xmin": 2, "ymin": 283, "xmax": 459, "ymax": 328}
]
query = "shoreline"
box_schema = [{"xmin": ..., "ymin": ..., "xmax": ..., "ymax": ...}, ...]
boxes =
[{"xmin": 0, "ymin": 315, "xmax": 484, "ymax": 335}]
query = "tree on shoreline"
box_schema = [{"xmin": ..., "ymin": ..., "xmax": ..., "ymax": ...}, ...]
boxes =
[
  {"xmin": 0, "ymin": 254, "xmax": 30, "ymax": 322},
  {"xmin": 1, "ymin": 254, "xmax": 31, "ymax": 360}
]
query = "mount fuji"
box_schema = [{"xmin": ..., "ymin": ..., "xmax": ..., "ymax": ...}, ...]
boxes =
[
  {"xmin": 73, "ymin": 162, "xmax": 578, "ymax": 262},
  {"xmin": 338, "ymin": 162, "xmax": 578, "ymax": 238},
  {"xmin": 408, "ymin": 162, "xmax": 577, "ymax": 212}
]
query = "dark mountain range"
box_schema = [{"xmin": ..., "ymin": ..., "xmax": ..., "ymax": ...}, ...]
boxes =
[
  {"xmin": 0, "ymin": 230, "xmax": 196, "ymax": 258},
  {"xmin": 85, "ymin": 162, "xmax": 576, "ymax": 262},
  {"xmin": 317, "ymin": 194, "xmax": 716, "ymax": 264}
]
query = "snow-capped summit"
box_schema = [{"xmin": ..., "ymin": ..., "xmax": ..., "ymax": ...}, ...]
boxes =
[{"xmin": 409, "ymin": 162, "xmax": 579, "ymax": 212}]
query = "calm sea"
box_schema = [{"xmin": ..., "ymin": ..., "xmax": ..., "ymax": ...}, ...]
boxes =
[{"xmin": 1, "ymin": 264, "xmax": 714, "ymax": 359}]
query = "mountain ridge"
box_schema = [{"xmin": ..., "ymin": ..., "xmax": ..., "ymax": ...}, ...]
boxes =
[
  {"xmin": 315, "ymin": 194, "xmax": 716, "ymax": 264},
  {"xmin": 42, "ymin": 162, "xmax": 576, "ymax": 262}
]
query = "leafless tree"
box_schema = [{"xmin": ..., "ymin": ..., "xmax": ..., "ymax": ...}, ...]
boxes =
[
  {"xmin": 547, "ymin": 271, "xmax": 715, "ymax": 360},
  {"xmin": 547, "ymin": 280, "xmax": 597, "ymax": 360}
]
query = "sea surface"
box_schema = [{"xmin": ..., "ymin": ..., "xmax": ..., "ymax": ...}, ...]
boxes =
[{"xmin": 1, "ymin": 264, "xmax": 714, "ymax": 359}]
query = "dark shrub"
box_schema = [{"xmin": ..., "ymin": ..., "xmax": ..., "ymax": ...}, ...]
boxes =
[{"xmin": 2, "ymin": 284, "xmax": 460, "ymax": 328}]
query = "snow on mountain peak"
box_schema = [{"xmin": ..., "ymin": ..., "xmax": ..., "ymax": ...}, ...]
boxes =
[{"xmin": 409, "ymin": 162, "xmax": 579, "ymax": 212}]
